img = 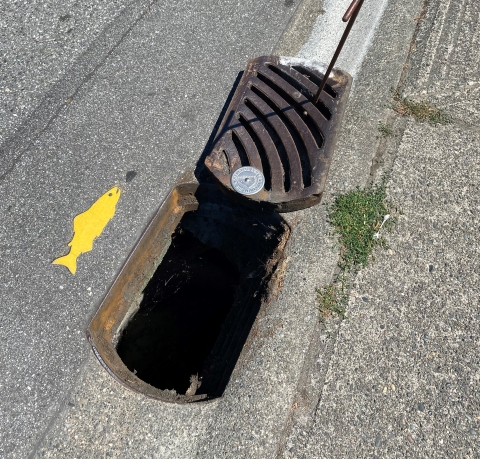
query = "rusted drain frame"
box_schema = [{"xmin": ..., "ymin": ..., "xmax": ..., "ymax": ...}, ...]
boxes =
[
  {"xmin": 87, "ymin": 183, "xmax": 200, "ymax": 402},
  {"xmin": 87, "ymin": 182, "xmax": 290, "ymax": 403},
  {"xmin": 205, "ymin": 55, "xmax": 352, "ymax": 212}
]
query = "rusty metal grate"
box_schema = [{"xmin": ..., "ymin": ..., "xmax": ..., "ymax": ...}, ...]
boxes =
[{"xmin": 205, "ymin": 55, "xmax": 352, "ymax": 212}]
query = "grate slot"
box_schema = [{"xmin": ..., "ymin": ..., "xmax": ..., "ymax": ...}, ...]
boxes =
[
  {"xmin": 291, "ymin": 66, "xmax": 337, "ymax": 99},
  {"xmin": 256, "ymin": 72, "xmax": 324, "ymax": 148},
  {"xmin": 232, "ymin": 125, "xmax": 264, "ymax": 172},
  {"xmin": 244, "ymin": 91, "xmax": 302, "ymax": 193},
  {"xmin": 243, "ymin": 99, "xmax": 291, "ymax": 193},
  {"xmin": 249, "ymin": 85, "xmax": 312, "ymax": 188},
  {"xmin": 217, "ymin": 150, "xmax": 230, "ymax": 176},
  {"xmin": 231, "ymin": 130, "xmax": 250, "ymax": 167},
  {"xmin": 250, "ymin": 77, "xmax": 319, "ymax": 154},
  {"xmin": 265, "ymin": 64, "xmax": 332, "ymax": 120},
  {"xmin": 238, "ymin": 116, "xmax": 272, "ymax": 191},
  {"xmin": 239, "ymin": 105, "xmax": 284, "ymax": 192},
  {"xmin": 222, "ymin": 135, "xmax": 243, "ymax": 171}
]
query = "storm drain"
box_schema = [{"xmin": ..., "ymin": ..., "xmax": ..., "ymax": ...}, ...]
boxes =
[
  {"xmin": 87, "ymin": 0, "xmax": 367, "ymax": 403},
  {"xmin": 87, "ymin": 183, "xmax": 289, "ymax": 402}
]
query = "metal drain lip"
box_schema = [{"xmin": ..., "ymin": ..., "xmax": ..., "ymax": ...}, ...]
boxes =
[
  {"xmin": 86, "ymin": 182, "xmax": 204, "ymax": 404},
  {"xmin": 205, "ymin": 55, "xmax": 352, "ymax": 212}
]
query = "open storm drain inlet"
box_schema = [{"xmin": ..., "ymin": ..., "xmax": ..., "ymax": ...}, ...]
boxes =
[
  {"xmin": 87, "ymin": 183, "xmax": 290, "ymax": 403},
  {"xmin": 117, "ymin": 226, "xmax": 240, "ymax": 395}
]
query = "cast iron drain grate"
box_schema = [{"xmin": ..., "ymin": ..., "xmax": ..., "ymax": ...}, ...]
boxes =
[{"xmin": 205, "ymin": 55, "xmax": 352, "ymax": 212}]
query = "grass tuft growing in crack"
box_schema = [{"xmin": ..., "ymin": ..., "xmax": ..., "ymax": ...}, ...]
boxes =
[
  {"xmin": 329, "ymin": 181, "xmax": 394, "ymax": 270},
  {"xmin": 317, "ymin": 181, "xmax": 397, "ymax": 323},
  {"xmin": 392, "ymin": 89, "xmax": 451, "ymax": 125},
  {"xmin": 377, "ymin": 122, "xmax": 395, "ymax": 138},
  {"xmin": 316, "ymin": 276, "xmax": 348, "ymax": 324}
]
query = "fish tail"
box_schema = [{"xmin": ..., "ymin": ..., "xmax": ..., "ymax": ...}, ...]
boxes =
[{"xmin": 52, "ymin": 252, "xmax": 78, "ymax": 274}]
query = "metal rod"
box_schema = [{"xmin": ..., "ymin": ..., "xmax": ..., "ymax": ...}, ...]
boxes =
[
  {"xmin": 313, "ymin": 0, "xmax": 364, "ymax": 104},
  {"xmin": 343, "ymin": 0, "xmax": 362, "ymax": 21}
]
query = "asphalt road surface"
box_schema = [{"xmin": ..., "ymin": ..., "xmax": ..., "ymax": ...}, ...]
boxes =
[{"xmin": 0, "ymin": 0, "xmax": 302, "ymax": 456}]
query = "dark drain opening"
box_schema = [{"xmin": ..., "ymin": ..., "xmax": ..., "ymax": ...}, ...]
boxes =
[
  {"xmin": 117, "ymin": 227, "xmax": 240, "ymax": 395},
  {"xmin": 88, "ymin": 183, "xmax": 290, "ymax": 403}
]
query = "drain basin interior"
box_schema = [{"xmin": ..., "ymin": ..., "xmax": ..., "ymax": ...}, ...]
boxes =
[{"xmin": 117, "ymin": 227, "xmax": 239, "ymax": 394}]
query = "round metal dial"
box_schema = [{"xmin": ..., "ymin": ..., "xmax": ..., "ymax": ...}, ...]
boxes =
[{"xmin": 230, "ymin": 166, "xmax": 265, "ymax": 195}]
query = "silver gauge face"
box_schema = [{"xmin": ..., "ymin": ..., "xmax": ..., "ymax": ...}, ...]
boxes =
[{"xmin": 231, "ymin": 166, "xmax": 265, "ymax": 195}]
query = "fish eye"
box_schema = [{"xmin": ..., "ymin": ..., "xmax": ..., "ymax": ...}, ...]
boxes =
[{"xmin": 108, "ymin": 193, "xmax": 112, "ymax": 196}]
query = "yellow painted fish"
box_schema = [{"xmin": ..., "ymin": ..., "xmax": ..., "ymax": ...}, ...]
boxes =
[{"xmin": 53, "ymin": 186, "xmax": 121, "ymax": 274}]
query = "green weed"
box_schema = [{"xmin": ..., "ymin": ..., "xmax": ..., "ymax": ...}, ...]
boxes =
[
  {"xmin": 316, "ymin": 181, "xmax": 396, "ymax": 323},
  {"xmin": 316, "ymin": 278, "xmax": 348, "ymax": 322},
  {"xmin": 377, "ymin": 122, "xmax": 395, "ymax": 138},
  {"xmin": 328, "ymin": 182, "xmax": 394, "ymax": 271}
]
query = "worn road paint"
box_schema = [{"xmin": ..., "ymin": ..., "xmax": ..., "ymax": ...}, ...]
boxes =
[
  {"xmin": 52, "ymin": 186, "xmax": 121, "ymax": 274},
  {"xmin": 298, "ymin": 0, "xmax": 389, "ymax": 79}
]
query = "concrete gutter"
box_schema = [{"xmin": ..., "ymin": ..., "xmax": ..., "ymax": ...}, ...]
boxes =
[{"xmin": 276, "ymin": 0, "xmax": 390, "ymax": 79}]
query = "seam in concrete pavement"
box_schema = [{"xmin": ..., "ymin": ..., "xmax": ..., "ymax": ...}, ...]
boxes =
[
  {"xmin": 0, "ymin": 0, "xmax": 156, "ymax": 185},
  {"xmin": 26, "ymin": 376, "xmax": 85, "ymax": 459},
  {"xmin": 367, "ymin": 0, "xmax": 432, "ymax": 182}
]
